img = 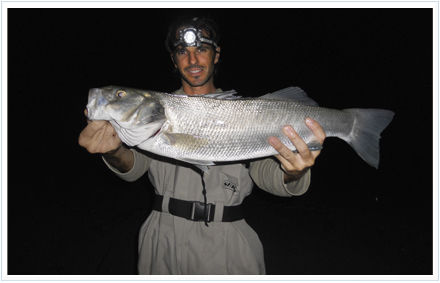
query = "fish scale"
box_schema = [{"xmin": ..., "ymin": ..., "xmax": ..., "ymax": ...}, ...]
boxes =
[
  {"xmin": 159, "ymin": 94, "xmax": 345, "ymax": 161},
  {"xmin": 86, "ymin": 85, "xmax": 394, "ymax": 169}
]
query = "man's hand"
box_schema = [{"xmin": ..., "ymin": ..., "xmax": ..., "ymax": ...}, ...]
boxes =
[
  {"xmin": 78, "ymin": 109, "xmax": 134, "ymax": 173},
  {"xmin": 78, "ymin": 109, "xmax": 122, "ymax": 154},
  {"xmin": 268, "ymin": 118, "xmax": 326, "ymax": 183}
]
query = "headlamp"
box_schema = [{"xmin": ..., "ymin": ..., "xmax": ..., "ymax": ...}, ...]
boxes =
[{"xmin": 174, "ymin": 27, "xmax": 218, "ymax": 49}]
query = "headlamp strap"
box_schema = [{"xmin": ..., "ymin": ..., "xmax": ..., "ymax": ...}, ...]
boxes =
[{"xmin": 174, "ymin": 27, "xmax": 218, "ymax": 49}]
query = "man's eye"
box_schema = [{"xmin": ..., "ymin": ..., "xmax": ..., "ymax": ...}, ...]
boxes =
[
  {"xmin": 177, "ymin": 50, "xmax": 187, "ymax": 55},
  {"xmin": 198, "ymin": 48, "xmax": 207, "ymax": 53}
]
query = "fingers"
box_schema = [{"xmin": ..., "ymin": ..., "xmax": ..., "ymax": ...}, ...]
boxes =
[
  {"xmin": 272, "ymin": 149, "xmax": 301, "ymax": 172},
  {"xmin": 100, "ymin": 122, "xmax": 121, "ymax": 150},
  {"xmin": 268, "ymin": 135, "xmax": 303, "ymax": 163},
  {"xmin": 268, "ymin": 118, "xmax": 326, "ymax": 173},
  {"xmin": 84, "ymin": 120, "xmax": 108, "ymax": 136},
  {"xmin": 102, "ymin": 121, "xmax": 119, "ymax": 146},
  {"xmin": 269, "ymin": 128, "xmax": 313, "ymax": 172},
  {"xmin": 79, "ymin": 107, "xmax": 123, "ymax": 154},
  {"xmin": 269, "ymin": 126, "xmax": 311, "ymax": 158},
  {"xmin": 305, "ymin": 118, "xmax": 326, "ymax": 145},
  {"xmin": 79, "ymin": 121, "xmax": 106, "ymax": 149},
  {"xmin": 79, "ymin": 119, "xmax": 121, "ymax": 153},
  {"xmin": 89, "ymin": 122, "xmax": 115, "ymax": 146},
  {"xmin": 283, "ymin": 125, "xmax": 314, "ymax": 160}
]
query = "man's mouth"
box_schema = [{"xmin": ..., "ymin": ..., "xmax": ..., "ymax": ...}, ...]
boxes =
[{"xmin": 188, "ymin": 69, "xmax": 203, "ymax": 74}]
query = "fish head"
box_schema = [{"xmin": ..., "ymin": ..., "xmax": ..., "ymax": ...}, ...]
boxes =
[{"xmin": 86, "ymin": 86, "xmax": 166, "ymax": 133}]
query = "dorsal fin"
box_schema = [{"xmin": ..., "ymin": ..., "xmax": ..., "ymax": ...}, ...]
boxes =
[
  {"xmin": 202, "ymin": 90, "xmax": 242, "ymax": 100},
  {"xmin": 167, "ymin": 90, "xmax": 240, "ymax": 100},
  {"xmin": 259, "ymin": 87, "xmax": 319, "ymax": 106}
]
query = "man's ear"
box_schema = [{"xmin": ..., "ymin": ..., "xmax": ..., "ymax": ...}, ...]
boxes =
[
  {"xmin": 214, "ymin": 47, "xmax": 221, "ymax": 64},
  {"xmin": 170, "ymin": 53, "xmax": 177, "ymax": 68}
]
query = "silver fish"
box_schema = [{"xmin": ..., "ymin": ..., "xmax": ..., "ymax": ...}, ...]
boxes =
[{"xmin": 86, "ymin": 85, "xmax": 394, "ymax": 171}]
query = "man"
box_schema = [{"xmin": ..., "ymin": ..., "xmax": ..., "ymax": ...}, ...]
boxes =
[{"xmin": 79, "ymin": 16, "xmax": 325, "ymax": 275}]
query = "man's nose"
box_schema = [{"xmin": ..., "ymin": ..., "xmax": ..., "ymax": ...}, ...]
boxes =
[{"xmin": 188, "ymin": 51, "xmax": 198, "ymax": 65}]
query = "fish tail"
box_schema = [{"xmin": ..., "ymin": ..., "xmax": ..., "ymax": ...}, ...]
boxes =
[{"xmin": 342, "ymin": 108, "xmax": 395, "ymax": 169}]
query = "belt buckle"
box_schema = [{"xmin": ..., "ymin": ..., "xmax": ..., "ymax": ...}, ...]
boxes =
[{"xmin": 190, "ymin": 201, "xmax": 212, "ymax": 222}]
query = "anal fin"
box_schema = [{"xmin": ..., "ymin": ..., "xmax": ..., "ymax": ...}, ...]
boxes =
[
  {"xmin": 307, "ymin": 140, "xmax": 323, "ymax": 151},
  {"xmin": 292, "ymin": 140, "xmax": 323, "ymax": 153}
]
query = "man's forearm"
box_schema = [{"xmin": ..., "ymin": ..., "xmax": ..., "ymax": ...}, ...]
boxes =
[{"xmin": 102, "ymin": 145, "xmax": 134, "ymax": 173}]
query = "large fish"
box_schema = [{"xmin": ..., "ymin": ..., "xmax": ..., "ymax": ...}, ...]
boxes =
[{"xmin": 86, "ymin": 85, "xmax": 394, "ymax": 171}]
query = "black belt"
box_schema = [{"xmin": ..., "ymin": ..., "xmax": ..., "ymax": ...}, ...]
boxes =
[{"xmin": 152, "ymin": 195, "xmax": 243, "ymax": 223}]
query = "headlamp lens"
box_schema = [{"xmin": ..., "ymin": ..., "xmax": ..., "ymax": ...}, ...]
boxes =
[{"xmin": 183, "ymin": 30, "xmax": 197, "ymax": 45}]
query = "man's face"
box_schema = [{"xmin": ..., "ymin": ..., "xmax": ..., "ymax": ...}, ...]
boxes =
[{"xmin": 171, "ymin": 28, "xmax": 220, "ymax": 89}]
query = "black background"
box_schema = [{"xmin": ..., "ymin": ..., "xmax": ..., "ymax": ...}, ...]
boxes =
[{"xmin": 7, "ymin": 8, "xmax": 433, "ymax": 275}]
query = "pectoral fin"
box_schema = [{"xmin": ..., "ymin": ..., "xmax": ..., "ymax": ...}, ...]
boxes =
[{"xmin": 163, "ymin": 132, "xmax": 209, "ymax": 147}]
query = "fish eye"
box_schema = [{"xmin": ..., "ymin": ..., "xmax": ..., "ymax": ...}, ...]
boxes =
[{"xmin": 116, "ymin": 90, "xmax": 126, "ymax": 98}]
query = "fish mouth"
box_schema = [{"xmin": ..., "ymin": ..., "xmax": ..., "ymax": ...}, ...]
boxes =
[
  {"xmin": 86, "ymin": 88, "xmax": 109, "ymax": 120},
  {"xmin": 86, "ymin": 108, "xmax": 103, "ymax": 120}
]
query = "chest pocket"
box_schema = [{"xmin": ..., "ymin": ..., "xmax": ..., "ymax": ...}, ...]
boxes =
[{"xmin": 216, "ymin": 163, "xmax": 253, "ymax": 205}]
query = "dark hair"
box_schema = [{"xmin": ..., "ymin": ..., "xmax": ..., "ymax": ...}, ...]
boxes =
[{"xmin": 165, "ymin": 16, "xmax": 221, "ymax": 54}]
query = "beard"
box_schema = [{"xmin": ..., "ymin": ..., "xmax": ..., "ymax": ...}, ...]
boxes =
[
  {"xmin": 180, "ymin": 69, "xmax": 215, "ymax": 87},
  {"xmin": 178, "ymin": 64, "xmax": 215, "ymax": 88}
]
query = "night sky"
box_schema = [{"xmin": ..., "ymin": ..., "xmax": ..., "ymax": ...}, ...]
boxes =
[{"xmin": 7, "ymin": 7, "xmax": 434, "ymax": 276}]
